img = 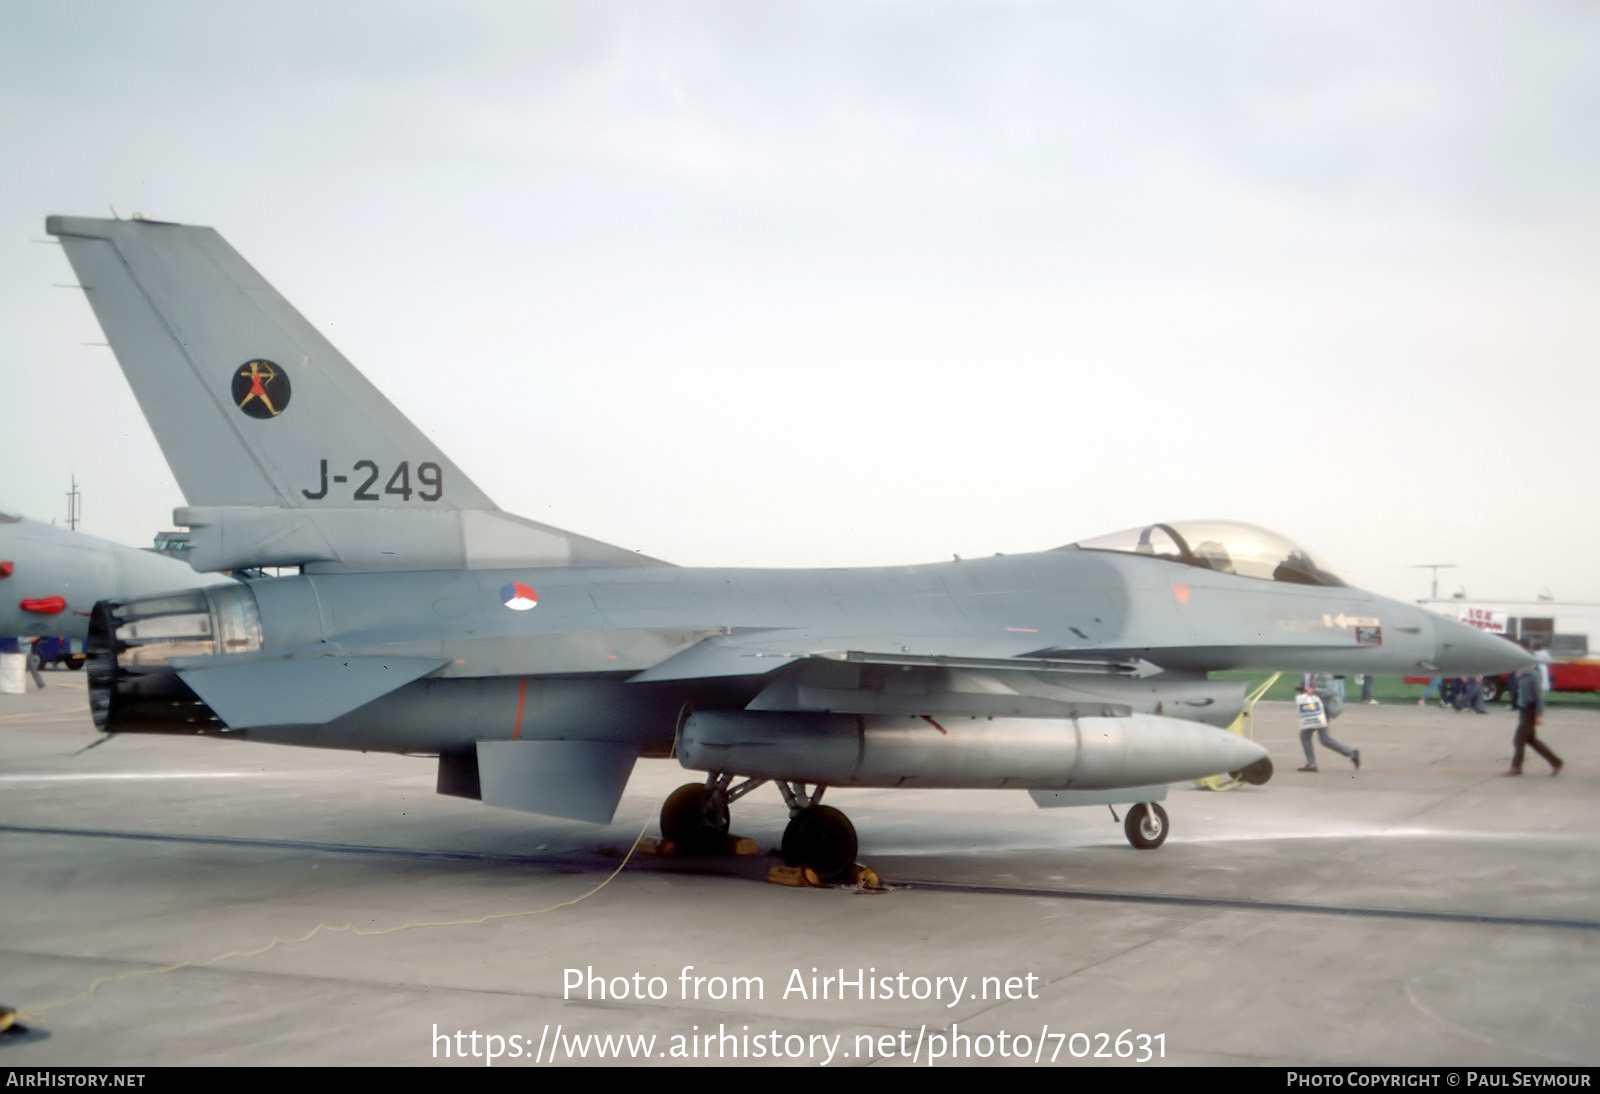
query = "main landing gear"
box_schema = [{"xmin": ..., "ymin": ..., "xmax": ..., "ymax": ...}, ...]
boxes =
[
  {"xmin": 775, "ymin": 782, "xmax": 857, "ymax": 883},
  {"xmin": 660, "ymin": 774, "xmax": 859, "ymax": 883},
  {"xmin": 659, "ymin": 781, "xmax": 730, "ymax": 853}
]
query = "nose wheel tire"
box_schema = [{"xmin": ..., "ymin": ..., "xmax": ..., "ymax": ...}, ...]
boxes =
[
  {"xmin": 1124, "ymin": 802, "xmax": 1169, "ymax": 850},
  {"xmin": 660, "ymin": 783, "xmax": 730, "ymax": 852},
  {"xmin": 781, "ymin": 805, "xmax": 858, "ymax": 884}
]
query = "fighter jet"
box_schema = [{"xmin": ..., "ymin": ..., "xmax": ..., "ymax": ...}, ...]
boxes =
[
  {"xmin": 45, "ymin": 215, "xmax": 1530, "ymax": 880},
  {"xmin": 0, "ymin": 508, "xmax": 233, "ymax": 640}
]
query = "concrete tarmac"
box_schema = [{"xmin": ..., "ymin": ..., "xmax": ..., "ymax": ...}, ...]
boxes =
[{"xmin": 2, "ymin": 673, "xmax": 1596, "ymax": 1067}]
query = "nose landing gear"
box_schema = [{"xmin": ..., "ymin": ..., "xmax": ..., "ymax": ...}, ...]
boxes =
[{"xmin": 1123, "ymin": 801, "xmax": 1169, "ymax": 850}]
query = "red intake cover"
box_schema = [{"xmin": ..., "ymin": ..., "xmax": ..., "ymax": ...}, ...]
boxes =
[{"xmin": 20, "ymin": 597, "xmax": 66, "ymax": 615}]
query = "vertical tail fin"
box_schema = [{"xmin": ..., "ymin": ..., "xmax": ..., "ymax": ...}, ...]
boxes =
[
  {"xmin": 48, "ymin": 214, "xmax": 496, "ymax": 512},
  {"xmin": 48, "ymin": 215, "xmax": 661, "ymax": 572}
]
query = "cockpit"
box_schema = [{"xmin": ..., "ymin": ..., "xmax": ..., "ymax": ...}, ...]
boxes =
[{"xmin": 1066, "ymin": 520, "xmax": 1345, "ymax": 587}]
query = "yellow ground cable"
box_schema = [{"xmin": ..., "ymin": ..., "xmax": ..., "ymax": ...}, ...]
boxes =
[{"xmin": 19, "ymin": 811, "xmax": 654, "ymax": 1023}]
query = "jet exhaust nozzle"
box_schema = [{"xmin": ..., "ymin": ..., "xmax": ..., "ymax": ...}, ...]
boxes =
[{"xmin": 87, "ymin": 584, "xmax": 263, "ymax": 733}]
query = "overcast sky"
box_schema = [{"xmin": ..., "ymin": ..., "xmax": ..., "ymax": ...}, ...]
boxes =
[{"xmin": 3, "ymin": 1, "xmax": 1597, "ymax": 603}]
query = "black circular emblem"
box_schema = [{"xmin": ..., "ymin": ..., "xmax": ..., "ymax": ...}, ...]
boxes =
[{"xmin": 232, "ymin": 359, "xmax": 290, "ymax": 419}]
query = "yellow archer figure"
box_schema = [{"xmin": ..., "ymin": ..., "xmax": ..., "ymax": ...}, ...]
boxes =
[{"xmin": 237, "ymin": 360, "xmax": 282, "ymax": 416}]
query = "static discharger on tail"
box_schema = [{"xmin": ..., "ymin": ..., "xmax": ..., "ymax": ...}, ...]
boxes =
[{"xmin": 45, "ymin": 214, "xmax": 1533, "ymax": 882}]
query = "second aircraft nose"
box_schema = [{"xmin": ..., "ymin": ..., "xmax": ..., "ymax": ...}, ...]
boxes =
[{"xmin": 1431, "ymin": 615, "xmax": 1534, "ymax": 676}]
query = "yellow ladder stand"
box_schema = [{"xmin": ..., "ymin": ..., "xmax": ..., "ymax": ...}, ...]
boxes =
[{"xmin": 1195, "ymin": 672, "xmax": 1281, "ymax": 791}]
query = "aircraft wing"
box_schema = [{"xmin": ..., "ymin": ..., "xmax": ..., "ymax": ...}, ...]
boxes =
[{"xmin": 627, "ymin": 630, "xmax": 1160, "ymax": 683}]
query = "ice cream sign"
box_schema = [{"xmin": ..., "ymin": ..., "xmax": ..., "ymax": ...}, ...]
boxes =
[{"xmin": 1456, "ymin": 606, "xmax": 1508, "ymax": 633}]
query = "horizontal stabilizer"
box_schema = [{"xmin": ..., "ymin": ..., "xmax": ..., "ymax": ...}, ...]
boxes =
[
  {"xmin": 175, "ymin": 655, "xmax": 446, "ymax": 728},
  {"xmin": 476, "ymin": 740, "xmax": 639, "ymax": 824}
]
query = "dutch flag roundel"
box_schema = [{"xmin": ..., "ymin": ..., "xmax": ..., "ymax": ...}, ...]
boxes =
[{"xmin": 501, "ymin": 582, "xmax": 539, "ymax": 611}]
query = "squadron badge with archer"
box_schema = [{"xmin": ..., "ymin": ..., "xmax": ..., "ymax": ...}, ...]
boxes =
[{"xmin": 232, "ymin": 359, "xmax": 290, "ymax": 419}]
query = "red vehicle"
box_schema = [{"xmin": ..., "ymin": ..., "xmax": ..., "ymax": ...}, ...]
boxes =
[{"xmin": 1409, "ymin": 600, "xmax": 1600, "ymax": 700}]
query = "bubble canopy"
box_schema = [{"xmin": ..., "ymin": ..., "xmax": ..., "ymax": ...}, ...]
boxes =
[{"xmin": 1067, "ymin": 521, "xmax": 1345, "ymax": 587}]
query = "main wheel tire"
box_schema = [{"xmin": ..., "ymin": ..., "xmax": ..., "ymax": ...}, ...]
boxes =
[
  {"xmin": 660, "ymin": 783, "xmax": 729, "ymax": 852},
  {"xmin": 1124, "ymin": 802, "xmax": 1169, "ymax": 850},
  {"xmin": 1481, "ymin": 678, "xmax": 1503, "ymax": 703},
  {"xmin": 781, "ymin": 805, "xmax": 858, "ymax": 883}
]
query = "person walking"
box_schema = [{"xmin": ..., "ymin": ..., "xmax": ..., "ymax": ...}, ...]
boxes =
[
  {"xmin": 1418, "ymin": 676, "xmax": 1443, "ymax": 707},
  {"xmin": 24, "ymin": 637, "xmax": 45, "ymax": 690},
  {"xmin": 1296, "ymin": 676, "xmax": 1361, "ymax": 772},
  {"xmin": 1507, "ymin": 664, "xmax": 1562, "ymax": 776}
]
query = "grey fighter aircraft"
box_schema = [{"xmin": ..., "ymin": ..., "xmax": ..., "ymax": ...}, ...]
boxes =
[
  {"xmin": 46, "ymin": 214, "xmax": 1530, "ymax": 880},
  {"xmin": 0, "ymin": 508, "xmax": 232, "ymax": 640}
]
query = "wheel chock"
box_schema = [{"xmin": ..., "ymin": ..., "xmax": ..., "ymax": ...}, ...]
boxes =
[
  {"xmin": 849, "ymin": 864, "xmax": 881, "ymax": 888},
  {"xmin": 767, "ymin": 863, "xmax": 886, "ymax": 889},
  {"xmin": 0, "ymin": 1005, "xmax": 46, "ymax": 1044},
  {"xmin": 642, "ymin": 835, "xmax": 759, "ymax": 858}
]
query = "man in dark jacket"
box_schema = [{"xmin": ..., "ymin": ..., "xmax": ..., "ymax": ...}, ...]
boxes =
[{"xmin": 1508, "ymin": 665, "xmax": 1562, "ymax": 775}]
